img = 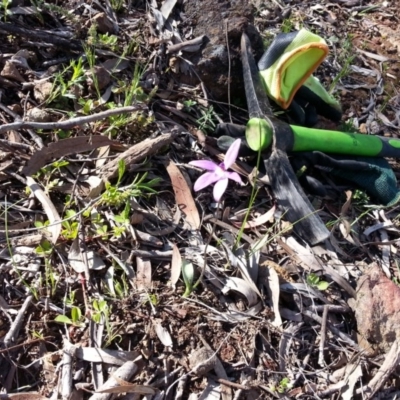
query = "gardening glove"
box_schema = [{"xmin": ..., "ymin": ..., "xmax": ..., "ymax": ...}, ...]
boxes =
[
  {"xmin": 257, "ymin": 29, "xmax": 342, "ymax": 126},
  {"xmin": 215, "ymin": 123, "xmax": 255, "ymax": 157},
  {"xmin": 293, "ymin": 151, "xmax": 400, "ymax": 206}
]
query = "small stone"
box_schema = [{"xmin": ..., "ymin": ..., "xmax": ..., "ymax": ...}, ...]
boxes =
[
  {"xmin": 26, "ymin": 107, "xmax": 53, "ymax": 122},
  {"xmin": 92, "ymin": 12, "xmax": 116, "ymax": 34},
  {"xmin": 86, "ymin": 66, "xmax": 111, "ymax": 90},
  {"xmin": 34, "ymin": 80, "xmax": 53, "ymax": 103},
  {"xmin": 188, "ymin": 347, "xmax": 217, "ymax": 376},
  {"xmin": 1, "ymin": 61, "xmax": 25, "ymax": 82},
  {"xmin": 349, "ymin": 264, "xmax": 400, "ymax": 353},
  {"xmin": 359, "ymin": 123, "xmax": 367, "ymax": 133},
  {"xmin": 8, "ymin": 104, "xmax": 22, "ymax": 114}
]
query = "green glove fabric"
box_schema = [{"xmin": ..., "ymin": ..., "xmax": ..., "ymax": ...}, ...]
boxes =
[
  {"xmin": 291, "ymin": 76, "xmax": 342, "ymax": 126},
  {"xmin": 294, "ymin": 151, "xmax": 400, "ymax": 206},
  {"xmin": 258, "ymin": 29, "xmax": 342, "ymax": 125}
]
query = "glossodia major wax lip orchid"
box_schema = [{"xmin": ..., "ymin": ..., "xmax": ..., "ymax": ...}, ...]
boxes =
[{"xmin": 189, "ymin": 138, "xmax": 243, "ymax": 202}]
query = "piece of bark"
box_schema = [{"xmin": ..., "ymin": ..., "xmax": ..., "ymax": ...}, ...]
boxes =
[
  {"xmin": 99, "ymin": 132, "xmax": 177, "ymax": 181},
  {"xmin": 23, "ymin": 136, "xmax": 114, "ymax": 176},
  {"xmin": 88, "ymin": 361, "xmax": 138, "ymax": 400}
]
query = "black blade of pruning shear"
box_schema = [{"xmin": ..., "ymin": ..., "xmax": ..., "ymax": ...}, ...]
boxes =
[
  {"xmin": 241, "ymin": 33, "xmax": 273, "ymax": 119},
  {"xmin": 241, "ymin": 33, "xmax": 330, "ymax": 245}
]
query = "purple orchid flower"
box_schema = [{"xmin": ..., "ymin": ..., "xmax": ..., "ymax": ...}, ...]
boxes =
[{"xmin": 189, "ymin": 139, "xmax": 243, "ymax": 202}]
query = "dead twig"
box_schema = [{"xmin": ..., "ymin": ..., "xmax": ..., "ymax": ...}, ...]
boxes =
[
  {"xmin": 302, "ymin": 309, "xmax": 363, "ymax": 352},
  {"xmin": 2, "ymin": 295, "xmax": 33, "ymax": 348},
  {"xmin": 0, "ymin": 21, "xmax": 82, "ymax": 50},
  {"xmin": 318, "ymin": 305, "xmax": 328, "ymax": 367},
  {"xmin": 362, "ymin": 340, "xmax": 400, "ymax": 398},
  {"xmin": 62, "ymin": 339, "xmax": 75, "ymax": 400},
  {"xmin": 0, "ymin": 106, "xmax": 145, "ymax": 135}
]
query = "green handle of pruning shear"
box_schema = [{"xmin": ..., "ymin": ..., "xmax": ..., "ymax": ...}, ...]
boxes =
[
  {"xmin": 246, "ymin": 118, "xmax": 400, "ymax": 158},
  {"xmin": 291, "ymin": 125, "xmax": 400, "ymax": 157},
  {"xmin": 246, "ymin": 118, "xmax": 274, "ymax": 151}
]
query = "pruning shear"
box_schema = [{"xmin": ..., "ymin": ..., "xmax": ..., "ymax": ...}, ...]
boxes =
[{"xmin": 240, "ymin": 33, "xmax": 400, "ymax": 244}]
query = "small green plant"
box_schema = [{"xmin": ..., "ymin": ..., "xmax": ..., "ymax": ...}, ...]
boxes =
[
  {"xmin": 33, "ymin": 160, "xmax": 69, "ymax": 194},
  {"xmin": 339, "ymin": 118, "xmax": 358, "ymax": 133},
  {"xmin": 329, "ymin": 34, "xmax": 356, "ymax": 92},
  {"xmin": 271, "ymin": 377, "xmax": 292, "ymax": 393},
  {"xmin": 147, "ymin": 293, "xmax": 159, "ymax": 306},
  {"xmin": 35, "ymin": 240, "xmax": 58, "ymax": 296},
  {"xmin": 183, "ymin": 99, "xmax": 197, "ymax": 111},
  {"xmin": 92, "ymin": 299, "xmax": 121, "ymax": 347},
  {"xmin": 0, "ymin": 0, "xmax": 11, "ymax": 21},
  {"xmin": 110, "ymin": 0, "xmax": 124, "ymax": 12},
  {"xmin": 112, "ymin": 201, "xmax": 131, "ymax": 238},
  {"xmin": 61, "ymin": 209, "xmax": 79, "ymax": 240},
  {"xmin": 47, "ymin": 58, "xmax": 86, "ymax": 105},
  {"xmin": 54, "ymin": 306, "xmax": 85, "ymax": 328},
  {"xmin": 64, "ymin": 289, "xmax": 77, "ymax": 307},
  {"xmin": 306, "ymin": 273, "xmax": 329, "ymax": 291},
  {"xmin": 91, "ymin": 299, "xmax": 108, "ymax": 324},
  {"xmin": 89, "ymin": 209, "xmax": 109, "ymax": 239},
  {"xmin": 197, "ymin": 105, "xmax": 218, "ymax": 132},
  {"xmin": 103, "ymin": 265, "xmax": 129, "ymax": 298},
  {"xmin": 98, "ymin": 33, "xmax": 118, "ymax": 50},
  {"xmin": 35, "ymin": 239, "xmax": 52, "ymax": 256},
  {"xmin": 352, "ymin": 189, "xmax": 370, "ymax": 205},
  {"xmin": 281, "ymin": 18, "xmax": 294, "ymax": 33},
  {"xmin": 101, "ymin": 160, "xmax": 160, "ymax": 207},
  {"xmin": 31, "ymin": 330, "xmax": 45, "ymax": 340},
  {"xmin": 82, "ymin": 43, "xmax": 101, "ymax": 98},
  {"xmin": 114, "ymin": 275, "xmax": 129, "ymax": 298}
]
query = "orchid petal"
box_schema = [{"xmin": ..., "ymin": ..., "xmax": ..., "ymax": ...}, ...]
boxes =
[
  {"xmin": 193, "ymin": 172, "xmax": 219, "ymax": 192},
  {"xmin": 189, "ymin": 160, "xmax": 218, "ymax": 171},
  {"xmin": 213, "ymin": 178, "xmax": 228, "ymax": 202},
  {"xmin": 223, "ymin": 139, "xmax": 241, "ymax": 169},
  {"xmin": 227, "ymin": 171, "xmax": 243, "ymax": 185}
]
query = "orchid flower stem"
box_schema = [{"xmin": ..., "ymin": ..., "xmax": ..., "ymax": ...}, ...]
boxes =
[
  {"xmin": 235, "ymin": 147, "xmax": 263, "ymax": 249},
  {"xmin": 193, "ymin": 203, "xmax": 219, "ymax": 290}
]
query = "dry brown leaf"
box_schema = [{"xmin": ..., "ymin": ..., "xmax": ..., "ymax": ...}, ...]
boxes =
[
  {"xmin": 154, "ymin": 323, "xmax": 173, "ymax": 347},
  {"xmin": 0, "ymin": 394, "xmax": 47, "ymax": 400},
  {"xmin": 68, "ymin": 238, "xmax": 106, "ymax": 273},
  {"xmin": 96, "ymin": 375, "xmax": 156, "ymax": 395},
  {"xmin": 170, "ymin": 242, "xmax": 182, "ymax": 289},
  {"xmin": 165, "ymin": 160, "xmax": 200, "ymax": 230},
  {"xmin": 23, "ymin": 135, "xmax": 114, "ymax": 176},
  {"xmin": 264, "ymin": 266, "xmax": 282, "ymax": 327},
  {"xmin": 95, "ymin": 385, "xmax": 155, "ymax": 395},
  {"xmin": 232, "ymin": 205, "xmax": 275, "ymax": 229},
  {"xmin": 94, "ymin": 145, "xmax": 110, "ymax": 169},
  {"xmin": 135, "ymin": 257, "xmax": 152, "ymax": 290},
  {"xmin": 221, "ymin": 277, "xmax": 259, "ymax": 307},
  {"xmin": 341, "ymin": 364, "xmax": 363, "ymax": 400},
  {"xmin": 73, "ymin": 347, "xmax": 141, "ymax": 366},
  {"xmin": 160, "ymin": 0, "xmax": 177, "ymax": 20},
  {"xmin": 26, "ymin": 176, "xmax": 61, "ymax": 244},
  {"xmin": 340, "ymin": 190, "xmax": 352, "ymax": 217}
]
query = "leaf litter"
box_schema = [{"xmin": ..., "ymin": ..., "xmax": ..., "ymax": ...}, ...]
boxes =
[{"xmin": 0, "ymin": 0, "xmax": 400, "ymax": 399}]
